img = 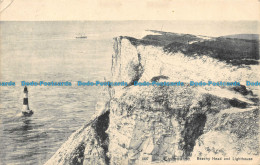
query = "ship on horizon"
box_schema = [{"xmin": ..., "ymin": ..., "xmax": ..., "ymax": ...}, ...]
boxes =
[{"xmin": 75, "ymin": 33, "xmax": 87, "ymax": 39}]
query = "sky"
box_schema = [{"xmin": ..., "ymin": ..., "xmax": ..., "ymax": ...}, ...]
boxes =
[{"xmin": 0, "ymin": 0, "xmax": 259, "ymax": 21}]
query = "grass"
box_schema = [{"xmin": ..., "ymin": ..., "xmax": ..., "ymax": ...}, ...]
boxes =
[{"xmin": 122, "ymin": 30, "xmax": 259, "ymax": 65}]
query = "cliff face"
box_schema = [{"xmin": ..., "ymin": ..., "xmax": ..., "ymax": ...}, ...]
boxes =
[
  {"xmin": 44, "ymin": 110, "xmax": 110, "ymax": 165},
  {"xmin": 108, "ymin": 35, "xmax": 259, "ymax": 164},
  {"xmin": 45, "ymin": 32, "xmax": 259, "ymax": 165}
]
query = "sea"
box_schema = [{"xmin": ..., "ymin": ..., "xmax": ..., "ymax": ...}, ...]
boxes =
[{"xmin": 0, "ymin": 21, "xmax": 258, "ymax": 165}]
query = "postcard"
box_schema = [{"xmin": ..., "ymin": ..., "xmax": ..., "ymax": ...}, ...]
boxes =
[{"xmin": 0, "ymin": 0, "xmax": 259, "ymax": 164}]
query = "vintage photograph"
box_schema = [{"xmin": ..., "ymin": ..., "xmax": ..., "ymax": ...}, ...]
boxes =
[{"xmin": 0, "ymin": 0, "xmax": 259, "ymax": 165}]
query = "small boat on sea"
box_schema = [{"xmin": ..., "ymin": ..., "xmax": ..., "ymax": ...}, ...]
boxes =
[
  {"xmin": 75, "ymin": 36, "xmax": 87, "ymax": 39},
  {"xmin": 75, "ymin": 34, "xmax": 87, "ymax": 39}
]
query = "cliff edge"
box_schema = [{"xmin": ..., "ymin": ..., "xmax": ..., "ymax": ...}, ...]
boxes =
[{"xmin": 45, "ymin": 31, "xmax": 259, "ymax": 165}]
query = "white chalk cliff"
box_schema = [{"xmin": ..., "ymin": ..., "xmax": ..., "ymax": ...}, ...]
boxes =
[{"xmin": 45, "ymin": 31, "xmax": 259, "ymax": 165}]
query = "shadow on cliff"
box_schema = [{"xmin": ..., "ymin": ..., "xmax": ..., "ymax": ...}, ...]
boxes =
[{"xmin": 182, "ymin": 114, "xmax": 207, "ymax": 158}]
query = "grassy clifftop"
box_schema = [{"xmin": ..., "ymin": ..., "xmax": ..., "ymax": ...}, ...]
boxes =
[{"xmin": 126, "ymin": 30, "xmax": 259, "ymax": 65}]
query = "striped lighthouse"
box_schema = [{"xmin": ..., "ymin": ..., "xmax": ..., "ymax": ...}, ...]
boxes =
[{"xmin": 22, "ymin": 86, "xmax": 33, "ymax": 116}]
